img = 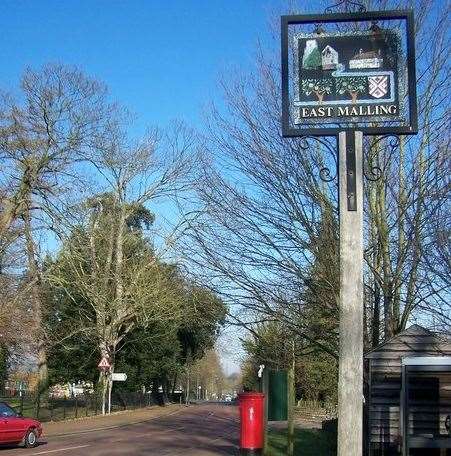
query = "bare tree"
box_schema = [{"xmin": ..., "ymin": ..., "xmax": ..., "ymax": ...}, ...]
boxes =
[
  {"xmin": 364, "ymin": 0, "xmax": 451, "ymax": 344},
  {"xmin": 48, "ymin": 119, "xmax": 198, "ymax": 413},
  {"xmin": 180, "ymin": 61, "xmax": 339, "ymax": 356},
  {"xmin": 0, "ymin": 63, "xmax": 114, "ymax": 396},
  {"xmin": 180, "ymin": 0, "xmax": 450, "ymax": 363}
]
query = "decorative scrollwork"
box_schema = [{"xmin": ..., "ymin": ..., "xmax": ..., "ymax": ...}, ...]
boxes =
[
  {"xmin": 320, "ymin": 166, "xmax": 337, "ymax": 182},
  {"xmin": 299, "ymin": 135, "xmax": 338, "ymax": 156},
  {"xmin": 325, "ymin": 0, "xmax": 366, "ymax": 13},
  {"xmin": 298, "ymin": 135, "xmax": 338, "ymax": 183},
  {"xmin": 367, "ymin": 134, "xmax": 400, "ymax": 165},
  {"xmin": 297, "ymin": 134, "xmax": 401, "ymax": 184},
  {"xmin": 367, "ymin": 134, "xmax": 400, "ymax": 155},
  {"xmin": 364, "ymin": 135, "xmax": 400, "ymax": 182},
  {"xmin": 364, "ymin": 165, "xmax": 383, "ymax": 182}
]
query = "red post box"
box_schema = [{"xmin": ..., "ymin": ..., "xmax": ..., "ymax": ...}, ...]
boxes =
[{"xmin": 239, "ymin": 392, "xmax": 265, "ymax": 455}]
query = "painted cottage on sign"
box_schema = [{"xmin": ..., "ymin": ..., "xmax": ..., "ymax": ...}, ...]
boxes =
[
  {"xmin": 349, "ymin": 49, "xmax": 383, "ymax": 69},
  {"xmin": 321, "ymin": 45, "xmax": 338, "ymax": 70}
]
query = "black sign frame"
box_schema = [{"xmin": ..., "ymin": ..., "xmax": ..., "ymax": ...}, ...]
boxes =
[{"xmin": 281, "ymin": 10, "xmax": 418, "ymax": 137}]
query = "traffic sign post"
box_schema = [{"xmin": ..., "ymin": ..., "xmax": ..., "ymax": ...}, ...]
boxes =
[
  {"xmin": 97, "ymin": 357, "xmax": 112, "ymax": 415},
  {"xmin": 98, "ymin": 357, "xmax": 111, "ymax": 372}
]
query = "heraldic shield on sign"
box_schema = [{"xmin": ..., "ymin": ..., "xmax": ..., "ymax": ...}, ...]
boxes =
[
  {"xmin": 281, "ymin": 10, "xmax": 418, "ymax": 136},
  {"xmin": 369, "ymin": 75, "xmax": 388, "ymax": 99}
]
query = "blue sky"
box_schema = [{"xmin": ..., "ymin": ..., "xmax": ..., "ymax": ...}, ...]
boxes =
[
  {"xmin": 0, "ymin": 0, "xmax": 278, "ymax": 134},
  {"xmin": 1, "ymin": 0, "xmax": 288, "ymax": 375}
]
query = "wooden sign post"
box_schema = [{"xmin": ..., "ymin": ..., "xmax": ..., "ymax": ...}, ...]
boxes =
[{"xmin": 337, "ymin": 130, "xmax": 364, "ymax": 455}]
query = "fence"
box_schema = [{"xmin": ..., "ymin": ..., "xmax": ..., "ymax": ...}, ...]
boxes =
[
  {"xmin": 295, "ymin": 399, "xmax": 337, "ymax": 422},
  {"xmin": 0, "ymin": 388, "xmax": 157, "ymax": 422}
]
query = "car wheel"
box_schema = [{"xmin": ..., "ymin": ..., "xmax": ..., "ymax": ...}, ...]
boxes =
[{"xmin": 24, "ymin": 428, "xmax": 38, "ymax": 448}]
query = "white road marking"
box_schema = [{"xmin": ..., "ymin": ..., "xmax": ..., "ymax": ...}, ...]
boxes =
[{"xmin": 30, "ymin": 445, "xmax": 90, "ymax": 455}]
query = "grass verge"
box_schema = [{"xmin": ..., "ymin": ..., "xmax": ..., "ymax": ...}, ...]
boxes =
[{"xmin": 267, "ymin": 427, "xmax": 336, "ymax": 456}]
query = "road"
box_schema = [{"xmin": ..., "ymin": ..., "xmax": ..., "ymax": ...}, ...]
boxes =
[{"xmin": 0, "ymin": 403, "xmax": 239, "ymax": 456}]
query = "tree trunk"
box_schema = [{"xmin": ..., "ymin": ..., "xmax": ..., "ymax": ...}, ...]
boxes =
[
  {"xmin": 392, "ymin": 137, "xmax": 406, "ymax": 332},
  {"xmin": 100, "ymin": 371, "xmax": 108, "ymax": 415},
  {"xmin": 107, "ymin": 374, "xmax": 113, "ymax": 414},
  {"xmin": 171, "ymin": 374, "xmax": 178, "ymax": 396},
  {"xmin": 162, "ymin": 380, "xmax": 169, "ymax": 405},
  {"xmin": 383, "ymin": 291, "xmax": 395, "ymax": 339},
  {"xmin": 98, "ymin": 342, "xmax": 110, "ymax": 415},
  {"xmin": 315, "ymin": 91, "xmax": 324, "ymax": 105},
  {"xmin": 0, "ymin": 178, "xmax": 31, "ymax": 239},
  {"xmin": 371, "ymin": 283, "xmax": 381, "ymax": 348},
  {"xmin": 350, "ymin": 91, "xmax": 358, "ymax": 104},
  {"xmin": 402, "ymin": 145, "xmax": 425, "ymax": 330},
  {"xmin": 115, "ymin": 204, "xmax": 126, "ymax": 310},
  {"xmin": 185, "ymin": 366, "xmax": 190, "ymax": 406},
  {"xmin": 367, "ymin": 142, "xmax": 382, "ymax": 349},
  {"xmin": 22, "ymin": 189, "xmax": 48, "ymax": 402}
]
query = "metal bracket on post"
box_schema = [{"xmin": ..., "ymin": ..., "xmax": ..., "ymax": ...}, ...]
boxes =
[{"xmin": 346, "ymin": 131, "xmax": 357, "ymax": 211}]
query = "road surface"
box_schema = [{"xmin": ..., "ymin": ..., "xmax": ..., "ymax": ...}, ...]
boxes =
[{"xmin": 0, "ymin": 403, "xmax": 239, "ymax": 456}]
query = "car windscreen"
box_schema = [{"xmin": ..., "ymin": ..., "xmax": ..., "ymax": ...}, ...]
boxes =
[{"xmin": 0, "ymin": 402, "xmax": 17, "ymax": 417}]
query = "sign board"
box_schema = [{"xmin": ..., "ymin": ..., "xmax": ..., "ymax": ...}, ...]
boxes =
[
  {"xmin": 98, "ymin": 357, "xmax": 111, "ymax": 371},
  {"xmin": 281, "ymin": 10, "xmax": 418, "ymax": 136},
  {"xmin": 111, "ymin": 373, "xmax": 127, "ymax": 382}
]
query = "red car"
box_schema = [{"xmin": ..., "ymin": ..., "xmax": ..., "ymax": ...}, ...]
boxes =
[{"xmin": 0, "ymin": 402, "xmax": 42, "ymax": 448}]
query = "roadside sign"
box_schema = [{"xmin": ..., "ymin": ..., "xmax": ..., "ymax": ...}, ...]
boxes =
[
  {"xmin": 281, "ymin": 10, "xmax": 418, "ymax": 136},
  {"xmin": 280, "ymin": 8, "xmax": 418, "ymax": 456},
  {"xmin": 98, "ymin": 357, "xmax": 111, "ymax": 371},
  {"xmin": 111, "ymin": 373, "xmax": 127, "ymax": 382}
]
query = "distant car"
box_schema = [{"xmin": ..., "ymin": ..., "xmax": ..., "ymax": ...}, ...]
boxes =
[
  {"xmin": 0, "ymin": 402, "xmax": 42, "ymax": 448},
  {"xmin": 224, "ymin": 395, "xmax": 232, "ymax": 402}
]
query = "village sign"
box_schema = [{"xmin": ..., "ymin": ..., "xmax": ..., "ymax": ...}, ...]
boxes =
[
  {"xmin": 281, "ymin": 10, "xmax": 418, "ymax": 137},
  {"xmin": 280, "ymin": 7, "xmax": 418, "ymax": 456}
]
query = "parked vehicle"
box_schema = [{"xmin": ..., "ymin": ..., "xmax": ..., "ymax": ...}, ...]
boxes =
[{"xmin": 0, "ymin": 402, "xmax": 42, "ymax": 448}]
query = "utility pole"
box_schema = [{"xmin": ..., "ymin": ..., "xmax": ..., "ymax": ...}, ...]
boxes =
[{"xmin": 337, "ymin": 131, "xmax": 364, "ymax": 456}]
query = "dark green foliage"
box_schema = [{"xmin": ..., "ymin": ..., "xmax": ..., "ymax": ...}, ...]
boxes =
[
  {"xmin": 0, "ymin": 344, "xmax": 8, "ymax": 390},
  {"xmin": 268, "ymin": 427, "xmax": 336, "ymax": 456},
  {"xmin": 44, "ymin": 245, "xmax": 99, "ymax": 385},
  {"xmin": 177, "ymin": 285, "xmax": 227, "ymax": 363},
  {"xmin": 113, "ymin": 324, "xmax": 180, "ymax": 393},
  {"xmin": 44, "ymin": 192, "xmax": 227, "ymax": 392},
  {"xmin": 301, "ymin": 202, "xmax": 339, "ymax": 351},
  {"xmin": 296, "ymin": 353, "xmax": 338, "ymax": 403}
]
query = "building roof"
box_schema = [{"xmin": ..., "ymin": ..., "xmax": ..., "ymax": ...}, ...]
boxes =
[
  {"xmin": 322, "ymin": 45, "xmax": 337, "ymax": 54},
  {"xmin": 351, "ymin": 50, "xmax": 381, "ymax": 60},
  {"xmin": 365, "ymin": 324, "xmax": 451, "ymax": 359}
]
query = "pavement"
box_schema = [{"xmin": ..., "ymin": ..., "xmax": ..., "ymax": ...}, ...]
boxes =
[
  {"xmin": 43, "ymin": 404, "xmax": 183, "ymax": 437},
  {"xmin": 0, "ymin": 403, "xmax": 239, "ymax": 455}
]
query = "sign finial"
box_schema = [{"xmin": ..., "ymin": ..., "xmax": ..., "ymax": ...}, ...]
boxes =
[{"xmin": 325, "ymin": 0, "xmax": 366, "ymax": 14}]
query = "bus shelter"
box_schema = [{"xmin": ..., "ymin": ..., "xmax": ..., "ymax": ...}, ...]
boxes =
[
  {"xmin": 401, "ymin": 357, "xmax": 451, "ymax": 456},
  {"xmin": 365, "ymin": 325, "xmax": 451, "ymax": 456}
]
